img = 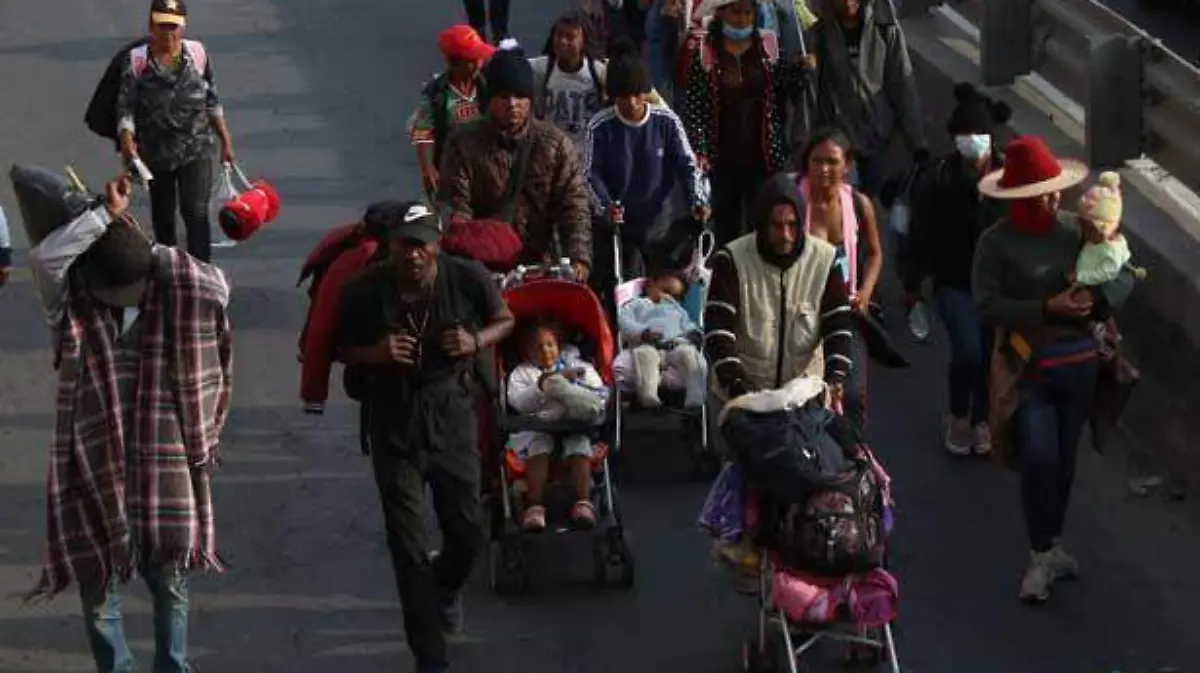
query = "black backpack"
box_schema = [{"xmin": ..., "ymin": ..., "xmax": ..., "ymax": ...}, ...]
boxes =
[
  {"xmin": 84, "ymin": 38, "xmax": 149, "ymax": 149},
  {"xmin": 776, "ymin": 458, "xmax": 886, "ymax": 577}
]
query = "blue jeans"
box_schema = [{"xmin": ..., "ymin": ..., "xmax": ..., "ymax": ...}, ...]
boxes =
[
  {"xmin": 644, "ymin": 0, "xmax": 679, "ymax": 95},
  {"xmin": 1013, "ymin": 346, "xmax": 1098, "ymax": 552},
  {"xmin": 934, "ymin": 287, "xmax": 992, "ymax": 425},
  {"xmin": 79, "ymin": 565, "xmax": 190, "ymax": 673}
]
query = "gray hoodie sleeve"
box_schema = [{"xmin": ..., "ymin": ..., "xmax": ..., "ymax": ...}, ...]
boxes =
[
  {"xmin": 882, "ymin": 24, "xmax": 926, "ymax": 151},
  {"xmin": 27, "ymin": 207, "xmax": 111, "ymax": 328}
]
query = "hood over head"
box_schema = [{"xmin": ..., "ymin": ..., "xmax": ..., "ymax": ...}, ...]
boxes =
[{"xmin": 753, "ymin": 173, "xmax": 808, "ymax": 268}]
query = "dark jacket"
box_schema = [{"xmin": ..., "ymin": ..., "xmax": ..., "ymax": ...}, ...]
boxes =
[
  {"xmin": 904, "ymin": 151, "xmax": 1005, "ymax": 295},
  {"xmin": 808, "ymin": 0, "xmax": 925, "ymax": 158},
  {"xmin": 438, "ymin": 117, "xmax": 593, "ymax": 265}
]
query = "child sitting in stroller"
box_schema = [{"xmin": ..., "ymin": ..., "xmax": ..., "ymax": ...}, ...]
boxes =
[
  {"xmin": 507, "ymin": 318, "xmax": 608, "ymax": 532},
  {"xmin": 614, "ymin": 269, "xmax": 707, "ymax": 409}
]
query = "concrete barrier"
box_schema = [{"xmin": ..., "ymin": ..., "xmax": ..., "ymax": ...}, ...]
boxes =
[{"xmin": 902, "ymin": 8, "xmax": 1200, "ymax": 494}]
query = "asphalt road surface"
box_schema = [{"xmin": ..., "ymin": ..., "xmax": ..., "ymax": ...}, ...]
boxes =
[{"xmin": 1, "ymin": 1, "xmax": 1199, "ymax": 672}]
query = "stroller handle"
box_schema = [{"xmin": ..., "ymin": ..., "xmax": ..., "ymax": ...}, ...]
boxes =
[{"xmin": 500, "ymin": 259, "xmax": 577, "ymax": 290}]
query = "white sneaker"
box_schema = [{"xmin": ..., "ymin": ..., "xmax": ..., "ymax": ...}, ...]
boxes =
[
  {"xmin": 972, "ymin": 423, "xmax": 993, "ymax": 455},
  {"xmin": 944, "ymin": 416, "xmax": 972, "ymax": 455},
  {"xmin": 1047, "ymin": 542, "xmax": 1079, "ymax": 580},
  {"xmin": 1019, "ymin": 551, "xmax": 1055, "ymax": 604}
]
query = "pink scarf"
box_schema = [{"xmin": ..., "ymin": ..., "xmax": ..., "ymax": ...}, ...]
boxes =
[{"xmin": 798, "ymin": 177, "xmax": 859, "ymax": 296}]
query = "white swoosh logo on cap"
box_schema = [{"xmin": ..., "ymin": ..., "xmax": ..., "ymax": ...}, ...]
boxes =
[{"xmin": 404, "ymin": 205, "xmax": 431, "ymax": 222}]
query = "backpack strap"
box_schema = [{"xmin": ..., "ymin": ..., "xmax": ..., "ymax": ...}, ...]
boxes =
[
  {"xmin": 184, "ymin": 39, "xmax": 208, "ymax": 74},
  {"xmin": 130, "ymin": 40, "xmax": 207, "ymax": 78},
  {"xmin": 422, "ymin": 74, "xmax": 451, "ymax": 166},
  {"xmin": 588, "ymin": 57, "xmax": 606, "ymax": 105}
]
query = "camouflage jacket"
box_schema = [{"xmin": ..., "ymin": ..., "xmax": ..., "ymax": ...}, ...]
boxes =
[{"xmin": 116, "ymin": 40, "xmax": 223, "ymax": 172}]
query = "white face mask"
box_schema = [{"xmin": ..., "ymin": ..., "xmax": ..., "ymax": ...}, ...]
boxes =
[{"xmin": 954, "ymin": 134, "xmax": 991, "ymax": 161}]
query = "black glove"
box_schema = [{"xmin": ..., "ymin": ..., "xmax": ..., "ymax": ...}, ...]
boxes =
[{"xmin": 913, "ymin": 148, "xmax": 931, "ymax": 166}]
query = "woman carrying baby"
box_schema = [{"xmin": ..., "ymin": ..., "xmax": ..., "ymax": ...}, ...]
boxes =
[
  {"xmin": 507, "ymin": 318, "xmax": 609, "ymax": 532},
  {"xmin": 614, "ymin": 268, "xmax": 707, "ymax": 408}
]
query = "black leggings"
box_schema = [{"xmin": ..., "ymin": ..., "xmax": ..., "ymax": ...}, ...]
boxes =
[{"xmin": 148, "ymin": 155, "xmax": 214, "ymax": 263}]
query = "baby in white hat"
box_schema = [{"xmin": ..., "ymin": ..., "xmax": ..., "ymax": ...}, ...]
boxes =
[{"xmin": 1071, "ymin": 171, "xmax": 1142, "ymax": 287}]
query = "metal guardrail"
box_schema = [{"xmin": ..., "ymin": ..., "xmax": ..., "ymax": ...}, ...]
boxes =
[{"xmin": 902, "ymin": 0, "xmax": 1200, "ymax": 190}]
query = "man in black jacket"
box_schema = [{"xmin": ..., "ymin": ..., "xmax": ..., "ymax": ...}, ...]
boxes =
[{"xmin": 336, "ymin": 201, "xmax": 514, "ymax": 673}]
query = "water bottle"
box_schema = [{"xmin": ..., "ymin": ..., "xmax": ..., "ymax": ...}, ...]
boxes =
[{"xmin": 907, "ymin": 301, "xmax": 931, "ymax": 343}]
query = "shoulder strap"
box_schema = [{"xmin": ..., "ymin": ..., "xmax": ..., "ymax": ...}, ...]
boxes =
[
  {"xmin": 183, "ymin": 40, "xmax": 207, "ymax": 74},
  {"xmin": 130, "ymin": 44, "xmax": 149, "ymax": 77},
  {"xmin": 588, "ymin": 58, "xmax": 606, "ymax": 104},
  {"xmin": 497, "ymin": 134, "xmax": 534, "ymax": 224}
]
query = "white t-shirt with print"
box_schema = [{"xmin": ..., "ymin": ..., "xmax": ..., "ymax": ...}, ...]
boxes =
[{"xmin": 530, "ymin": 56, "xmax": 607, "ymax": 146}]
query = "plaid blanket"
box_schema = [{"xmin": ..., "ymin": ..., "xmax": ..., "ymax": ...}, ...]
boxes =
[{"xmin": 29, "ymin": 245, "xmax": 232, "ymax": 599}]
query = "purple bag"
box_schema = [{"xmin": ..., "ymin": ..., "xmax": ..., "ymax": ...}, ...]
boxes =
[{"xmin": 698, "ymin": 462, "xmax": 745, "ymax": 542}]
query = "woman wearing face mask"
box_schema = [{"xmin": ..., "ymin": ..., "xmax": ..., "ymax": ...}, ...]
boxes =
[
  {"xmin": 904, "ymin": 83, "xmax": 1011, "ymax": 456},
  {"xmin": 679, "ymin": 0, "xmax": 800, "ymax": 246},
  {"xmin": 972, "ymin": 136, "xmax": 1117, "ymax": 606}
]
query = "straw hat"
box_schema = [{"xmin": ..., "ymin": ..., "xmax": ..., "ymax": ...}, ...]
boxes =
[{"xmin": 977, "ymin": 136, "xmax": 1088, "ymax": 200}]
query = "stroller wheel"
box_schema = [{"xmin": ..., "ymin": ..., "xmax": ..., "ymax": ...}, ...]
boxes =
[
  {"xmin": 741, "ymin": 629, "xmax": 787, "ymax": 673},
  {"xmin": 592, "ymin": 530, "xmax": 635, "ymax": 589},
  {"xmin": 488, "ymin": 537, "xmax": 527, "ymax": 595}
]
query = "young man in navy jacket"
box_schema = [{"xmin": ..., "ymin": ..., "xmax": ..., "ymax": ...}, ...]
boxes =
[{"xmin": 582, "ymin": 46, "xmax": 710, "ymax": 294}]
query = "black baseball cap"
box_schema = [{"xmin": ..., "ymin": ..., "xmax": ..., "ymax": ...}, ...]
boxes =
[
  {"xmin": 150, "ymin": 0, "xmax": 188, "ymax": 26},
  {"xmin": 386, "ymin": 201, "xmax": 443, "ymax": 244}
]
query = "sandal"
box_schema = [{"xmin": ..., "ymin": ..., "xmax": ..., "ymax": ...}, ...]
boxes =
[
  {"xmin": 521, "ymin": 505, "xmax": 546, "ymax": 532},
  {"xmin": 569, "ymin": 500, "xmax": 596, "ymax": 530}
]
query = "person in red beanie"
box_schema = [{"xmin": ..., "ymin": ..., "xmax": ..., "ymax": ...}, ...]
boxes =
[
  {"xmin": 972, "ymin": 136, "xmax": 1128, "ymax": 605},
  {"xmin": 409, "ymin": 25, "xmax": 496, "ymax": 199}
]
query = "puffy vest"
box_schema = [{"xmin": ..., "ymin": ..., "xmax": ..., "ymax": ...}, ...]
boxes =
[{"xmin": 717, "ymin": 233, "xmax": 837, "ymax": 395}]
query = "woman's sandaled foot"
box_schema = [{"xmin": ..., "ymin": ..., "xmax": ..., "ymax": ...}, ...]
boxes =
[
  {"xmin": 521, "ymin": 505, "xmax": 546, "ymax": 532},
  {"xmin": 569, "ymin": 500, "xmax": 596, "ymax": 530}
]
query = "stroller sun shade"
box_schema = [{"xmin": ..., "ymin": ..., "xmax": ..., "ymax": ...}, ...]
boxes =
[{"xmin": 501, "ymin": 279, "xmax": 616, "ymax": 383}]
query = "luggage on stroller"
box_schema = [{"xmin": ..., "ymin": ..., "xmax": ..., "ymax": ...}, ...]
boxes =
[
  {"xmin": 700, "ymin": 377, "xmax": 903, "ymax": 672},
  {"xmin": 484, "ymin": 263, "xmax": 634, "ymax": 593}
]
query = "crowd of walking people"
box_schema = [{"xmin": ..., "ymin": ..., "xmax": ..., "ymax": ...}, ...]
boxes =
[{"xmin": 0, "ymin": 0, "xmax": 1146, "ymax": 671}]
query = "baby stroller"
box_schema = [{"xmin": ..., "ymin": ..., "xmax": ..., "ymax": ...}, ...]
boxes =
[
  {"xmin": 612, "ymin": 221, "xmax": 718, "ymax": 476},
  {"xmin": 484, "ymin": 262, "xmax": 635, "ymax": 593},
  {"xmin": 701, "ymin": 382, "xmax": 902, "ymax": 672}
]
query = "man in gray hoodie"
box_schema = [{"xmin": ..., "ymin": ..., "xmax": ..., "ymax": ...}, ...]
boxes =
[{"xmin": 807, "ymin": 0, "xmax": 927, "ymax": 194}]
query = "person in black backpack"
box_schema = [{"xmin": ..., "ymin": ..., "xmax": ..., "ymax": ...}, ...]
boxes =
[
  {"xmin": 115, "ymin": 0, "xmax": 234, "ymax": 264},
  {"xmin": 336, "ymin": 202, "xmax": 514, "ymax": 673},
  {"xmin": 409, "ymin": 25, "xmax": 495, "ymax": 200}
]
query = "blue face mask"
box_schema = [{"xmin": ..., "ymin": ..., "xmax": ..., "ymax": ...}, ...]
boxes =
[
  {"xmin": 954, "ymin": 134, "xmax": 992, "ymax": 161},
  {"xmin": 722, "ymin": 24, "xmax": 753, "ymax": 41}
]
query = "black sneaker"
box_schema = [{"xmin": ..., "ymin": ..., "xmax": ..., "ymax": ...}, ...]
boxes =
[{"xmin": 439, "ymin": 591, "xmax": 465, "ymax": 635}]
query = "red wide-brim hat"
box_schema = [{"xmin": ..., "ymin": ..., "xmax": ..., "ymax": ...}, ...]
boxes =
[{"xmin": 978, "ymin": 135, "xmax": 1089, "ymax": 199}]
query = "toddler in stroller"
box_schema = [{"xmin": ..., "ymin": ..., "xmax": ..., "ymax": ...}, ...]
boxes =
[
  {"xmin": 507, "ymin": 318, "xmax": 608, "ymax": 531},
  {"xmin": 613, "ymin": 268, "xmax": 707, "ymax": 409}
]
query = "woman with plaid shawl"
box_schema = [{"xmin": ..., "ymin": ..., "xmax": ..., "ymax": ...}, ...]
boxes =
[{"xmin": 20, "ymin": 174, "xmax": 233, "ymax": 673}]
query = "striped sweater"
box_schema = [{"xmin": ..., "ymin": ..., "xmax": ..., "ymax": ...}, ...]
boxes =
[{"xmin": 582, "ymin": 103, "xmax": 709, "ymax": 233}]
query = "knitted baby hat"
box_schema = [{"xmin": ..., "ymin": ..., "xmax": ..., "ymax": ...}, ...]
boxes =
[{"xmin": 1078, "ymin": 171, "xmax": 1123, "ymax": 236}]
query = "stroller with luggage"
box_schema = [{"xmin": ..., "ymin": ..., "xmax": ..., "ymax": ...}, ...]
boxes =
[
  {"xmin": 483, "ymin": 262, "xmax": 635, "ymax": 593},
  {"xmin": 610, "ymin": 218, "xmax": 719, "ymax": 476},
  {"xmin": 698, "ymin": 378, "xmax": 902, "ymax": 673}
]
